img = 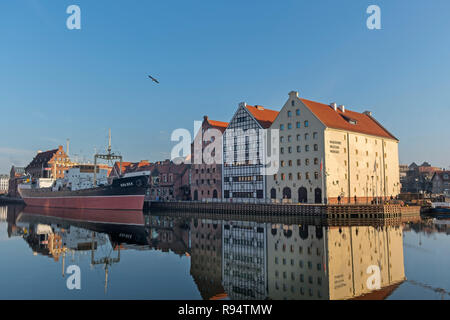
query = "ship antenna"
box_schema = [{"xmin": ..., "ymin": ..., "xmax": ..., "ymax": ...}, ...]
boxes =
[{"xmin": 108, "ymin": 128, "xmax": 112, "ymax": 154}]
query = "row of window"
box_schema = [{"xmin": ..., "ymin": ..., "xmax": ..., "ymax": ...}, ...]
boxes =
[
  {"xmin": 274, "ymin": 284, "xmax": 322, "ymax": 298},
  {"xmin": 280, "ymin": 132, "xmax": 318, "ymax": 142},
  {"xmin": 279, "ymin": 158, "xmax": 320, "ymax": 167},
  {"xmin": 195, "ymin": 179, "xmax": 217, "ymax": 185},
  {"xmin": 275, "ymin": 244, "xmax": 321, "ymax": 256},
  {"xmin": 280, "ymin": 121, "xmax": 309, "ymax": 131},
  {"xmin": 274, "ymin": 270, "xmax": 323, "ymax": 283},
  {"xmin": 224, "ymin": 190, "xmax": 264, "ymax": 198},
  {"xmin": 195, "ymin": 167, "xmax": 217, "ymax": 174},
  {"xmin": 274, "ymin": 172, "xmax": 320, "ymax": 181},
  {"xmin": 280, "ymin": 144, "xmax": 319, "ymax": 154},
  {"xmin": 287, "ymin": 109, "xmax": 301, "ymax": 117}
]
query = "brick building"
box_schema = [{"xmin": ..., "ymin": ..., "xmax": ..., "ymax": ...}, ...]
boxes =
[
  {"xmin": 191, "ymin": 116, "xmax": 228, "ymax": 201},
  {"xmin": 401, "ymin": 162, "xmax": 442, "ymax": 193},
  {"xmin": 114, "ymin": 160, "xmax": 191, "ymax": 201},
  {"xmin": 26, "ymin": 145, "xmax": 73, "ymax": 180}
]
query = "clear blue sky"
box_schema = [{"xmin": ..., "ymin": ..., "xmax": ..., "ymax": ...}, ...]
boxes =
[{"xmin": 1, "ymin": 0, "xmax": 449, "ymax": 173}]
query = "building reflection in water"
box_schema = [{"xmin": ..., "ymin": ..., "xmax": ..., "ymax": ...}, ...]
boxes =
[
  {"xmin": 268, "ymin": 224, "xmax": 405, "ymax": 300},
  {"xmin": 2, "ymin": 204, "xmax": 407, "ymax": 299},
  {"xmin": 190, "ymin": 219, "xmax": 225, "ymax": 300}
]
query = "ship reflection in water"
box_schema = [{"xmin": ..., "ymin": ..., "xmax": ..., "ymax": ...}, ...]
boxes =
[{"xmin": 1, "ymin": 204, "xmax": 448, "ymax": 300}]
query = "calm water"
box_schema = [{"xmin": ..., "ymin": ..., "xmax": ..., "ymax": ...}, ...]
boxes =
[{"xmin": 0, "ymin": 204, "xmax": 449, "ymax": 300}]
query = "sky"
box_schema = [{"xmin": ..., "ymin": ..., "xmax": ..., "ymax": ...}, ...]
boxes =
[{"xmin": 0, "ymin": 0, "xmax": 449, "ymax": 173}]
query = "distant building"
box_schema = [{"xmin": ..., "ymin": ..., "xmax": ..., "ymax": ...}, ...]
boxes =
[
  {"xmin": 401, "ymin": 162, "xmax": 442, "ymax": 193},
  {"xmin": 8, "ymin": 166, "xmax": 26, "ymax": 198},
  {"xmin": 109, "ymin": 161, "xmax": 147, "ymax": 181},
  {"xmin": 399, "ymin": 164, "xmax": 409, "ymax": 189},
  {"xmin": 191, "ymin": 116, "xmax": 228, "ymax": 201},
  {"xmin": 25, "ymin": 145, "xmax": 74, "ymax": 180},
  {"xmin": 222, "ymin": 103, "xmax": 279, "ymax": 200},
  {"xmin": 0, "ymin": 174, "xmax": 9, "ymax": 194},
  {"xmin": 431, "ymin": 171, "xmax": 450, "ymax": 195},
  {"xmin": 115, "ymin": 159, "xmax": 191, "ymax": 201},
  {"xmin": 147, "ymin": 160, "xmax": 191, "ymax": 201}
]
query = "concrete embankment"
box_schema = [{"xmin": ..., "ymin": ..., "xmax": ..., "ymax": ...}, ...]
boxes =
[{"xmin": 147, "ymin": 201, "xmax": 421, "ymax": 220}]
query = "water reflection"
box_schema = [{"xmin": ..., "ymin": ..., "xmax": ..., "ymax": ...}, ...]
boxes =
[{"xmin": 1, "ymin": 204, "xmax": 415, "ymax": 299}]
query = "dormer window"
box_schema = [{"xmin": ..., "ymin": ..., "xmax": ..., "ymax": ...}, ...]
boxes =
[{"xmin": 341, "ymin": 114, "xmax": 357, "ymax": 125}]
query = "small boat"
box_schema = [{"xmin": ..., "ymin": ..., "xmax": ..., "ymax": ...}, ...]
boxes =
[{"xmin": 428, "ymin": 202, "xmax": 450, "ymax": 218}]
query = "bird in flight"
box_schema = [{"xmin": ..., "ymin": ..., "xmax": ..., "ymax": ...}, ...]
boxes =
[{"xmin": 148, "ymin": 75, "xmax": 159, "ymax": 84}]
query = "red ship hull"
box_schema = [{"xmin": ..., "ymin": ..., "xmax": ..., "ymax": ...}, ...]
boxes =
[
  {"xmin": 21, "ymin": 206, "xmax": 145, "ymax": 226},
  {"xmin": 19, "ymin": 175, "xmax": 148, "ymax": 211}
]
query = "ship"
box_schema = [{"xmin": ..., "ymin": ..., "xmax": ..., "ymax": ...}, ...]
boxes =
[
  {"xmin": 19, "ymin": 169, "xmax": 149, "ymax": 210},
  {"xmin": 18, "ymin": 130, "xmax": 150, "ymax": 211}
]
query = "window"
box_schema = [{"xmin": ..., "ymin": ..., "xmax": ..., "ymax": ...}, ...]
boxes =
[
  {"xmin": 314, "ymin": 158, "xmax": 319, "ymax": 165},
  {"xmin": 280, "ymin": 124, "xmax": 284, "ymax": 131},
  {"xmin": 304, "ymin": 133, "xmax": 309, "ymax": 140},
  {"xmin": 287, "ymin": 111, "xmax": 292, "ymax": 117},
  {"xmin": 296, "ymin": 109, "xmax": 300, "ymax": 116},
  {"xmin": 288, "ymin": 123, "xmax": 292, "ymax": 130},
  {"xmin": 288, "ymin": 160, "xmax": 292, "ymax": 166},
  {"xmin": 304, "ymin": 120, "xmax": 309, "ymax": 127},
  {"xmin": 280, "ymin": 136, "xmax": 284, "ymax": 143},
  {"xmin": 291, "ymin": 100, "xmax": 295, "ymax": 106},
  {"xmin": 305, "ymin": 145, "xmax": 310, "ymax": 152},
  {"xmin": 297, "ymin": 172, "xmax": 301, "ymax": 180},
  {"xmin": 288, "ymin": 173, "xmax": 293, "ymax": 180},
  {"xmin": 297, "ymin": 134, "xmax": 301, "ymax": 141},
  {"xmin": 297, "ymin": 159, "xmax": 301, "ymax": 166},
  {"xmin": 315, "ymin": 172, "xmax": 319, "ymax": 180},
  {"xmin": 288, "ymin": 135, "xmax": 292, "ymax": 142},
  {"xmin": 306, "ymin": 172, "xmax": 310, "ymax": 180},
  {"xmin": 313, "ymin": 132, "xmax": 318, "ymax": 139},
  {"xmin": 314, "ymin": 144, "xmax": 318, "ymax": 151},
  {"xmin": 296, "ymin": 122, "xmax": 301, "ymax": 128},
  {"xmin": 288, "ymin": 147, "xmax": 292, "ymax": 153},
  {"xmin": 280, "ymin": 147, "xmax": 284, "ymax": 154},
  {"xmin": 305, "ymin": 159, "xmax": 310, "ymax": 165},
  {"xmin": 297, "ymin": 146, "xmax": 301, "ymax": 153}
]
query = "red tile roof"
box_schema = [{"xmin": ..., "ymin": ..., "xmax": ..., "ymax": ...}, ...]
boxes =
[
  {"xmin": 245, "ymin": 105, "xmax": 279, "ymax": 129},
  {"xmin": 300, "ymin": 98, "xmax": 398, "ymax": 140},
  {"xmin": 207, "ymin": 119, "xmax": 228, "ymax": 131}
]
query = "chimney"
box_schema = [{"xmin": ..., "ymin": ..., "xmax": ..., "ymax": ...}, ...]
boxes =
[
  {"xmin": 203, "ymin": 115, "xmax": 209, "ymax": 122},
  {"xmin": 338, "ymin": 105, "xmax": 345, "ymax": 113},
  {"xmin": 289, "ymin": 91, "xmax": 299, "ymax": 98},
  {"xmin": 239, "ymin": 102, "xmax": 247, "ymax": 108},
  {"xmin": 330, "ymin": 102, "xmax": 338, "ymax": 111},
  {"xmin": 363, "ymin": 111, "xmax": 373, "ymax": 117},
  {"xmin": 256, "ymin": 105, "xmax": 265, "ymax": 111}
]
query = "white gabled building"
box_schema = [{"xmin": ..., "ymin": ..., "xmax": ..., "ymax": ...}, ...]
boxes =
[
  {"xmin": 267, "ymin": 91, "xmax": 400, "ymax": 204},
  {"xmin": 222, "ymin": 102, "xmax": 279, "ymax": 200}
]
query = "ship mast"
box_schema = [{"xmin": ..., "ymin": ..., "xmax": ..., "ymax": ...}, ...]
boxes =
[
  {"xmin": 90, "ymin": 232, "xmax": 121, "ymax": 294},
  {"xmin": 93, "ymin": 129, "xmax": 123, "ymax": 186}
]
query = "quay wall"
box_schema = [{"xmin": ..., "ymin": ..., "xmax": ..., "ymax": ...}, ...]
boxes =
[{"xmin": 147, "ymin": 201, "xmax": 421, "ymax": 219}]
